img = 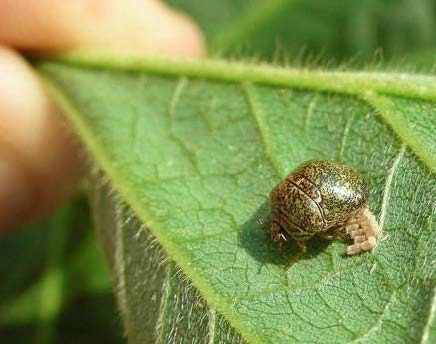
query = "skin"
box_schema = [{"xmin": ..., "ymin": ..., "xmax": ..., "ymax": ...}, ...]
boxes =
[
  {"xmin": 0, "ymin": 0, "xmax": 204, "ymax": 234},
  {"xmin": 269, "ymin": 160, "xmax": 369, "ymax": 266}
]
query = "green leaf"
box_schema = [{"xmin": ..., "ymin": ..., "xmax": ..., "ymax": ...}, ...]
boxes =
[{"xmin": 37, "ymin": 54, "xmax": 436, "ymax": 343}]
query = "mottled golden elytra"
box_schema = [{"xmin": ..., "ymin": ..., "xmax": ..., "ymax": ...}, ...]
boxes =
[{"xmin": 269, "ymin": 160, "xmax": 380, "ymax": 268}]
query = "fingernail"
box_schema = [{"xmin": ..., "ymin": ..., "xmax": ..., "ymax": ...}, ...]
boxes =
[{"xmin": 0, "ymin": 155, "xmax": 32, "ymax": 234}]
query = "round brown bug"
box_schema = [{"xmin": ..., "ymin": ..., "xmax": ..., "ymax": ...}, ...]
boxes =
[{"xmin": 269, "ymin": 160, "xmax": 380, "ymax": 268}]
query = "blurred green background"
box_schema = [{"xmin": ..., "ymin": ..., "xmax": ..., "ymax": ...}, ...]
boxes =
[
  {"xmin": 168, "ymin": 0, "xmax": 436, "ymax": 70},
  {"xmin": 1, "ymin": 0, "xmax": 435, "ymax": 343},
  {"xmin": 0, "ymin": 196, "xmax": 122, "ymax": 344}
]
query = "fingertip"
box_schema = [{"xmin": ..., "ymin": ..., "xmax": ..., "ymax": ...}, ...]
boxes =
[
  {"xmin": 0, "ymin": 0, "xmax": 205, "ymax": 58},
  {"xmin": 143, "ymin": 0, "xmax": 205, "ymax": 58},
  {"xmin": 0, "ymin": 47, "xmax": 82, "ymax": 232},
  {"xmin": 67, "ymin": 0, "xmax": 206, "ymax": 58}
]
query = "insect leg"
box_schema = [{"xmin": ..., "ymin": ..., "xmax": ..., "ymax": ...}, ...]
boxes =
[
  {"xmin": 270, "ymin": 222, "xmax": 284, "ymax": 241},
  {"xmin": 270, "ymin": 222, "xmax": 287, "ymax": 253},
  {"xmin": 285, "ymin": 240, "xmax": 307, "ymax": 270},
  {"xmin": 318, "ymin": 232, "xmax": 334, "ymax": 241}
]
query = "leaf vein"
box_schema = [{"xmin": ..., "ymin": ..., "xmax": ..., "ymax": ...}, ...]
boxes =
[
  {"xmin": 242, "ymin": 82, "xmax": 282, "ymax": 178},
  {"xmin": 421, "ymin": 286, "xmax": 436, "ymax": 344},
  {"xmin": 351, "ymin": 291, "xmax": 396, "ymax": 343},
  {"xmin": 208, "ymin": 309, "xmax": 216, "ymax": 344},
  {"xmin": 379, "ymin": 144, "xmax": 406, "ymax": 233},
  {"xmin": 168, "ymin": 77, "xmax": 203, "ymax": 175},
  {"xmin": 156, "ymin": 264, "xmax": 172, "ymax": 343},
  {"xmin": 337, "ymin": 113, "xmax": 354, "ymax": 161}
]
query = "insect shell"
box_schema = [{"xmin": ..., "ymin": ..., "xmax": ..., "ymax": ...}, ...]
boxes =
[{"xmin": 269, "ymin": 160, "xmax": 380, "ymax": 267}]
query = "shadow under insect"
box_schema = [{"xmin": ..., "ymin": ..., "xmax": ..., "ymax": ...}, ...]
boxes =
[{"xmin": 237, "ymin": 201, "xmax": 331, "ymax": 267}]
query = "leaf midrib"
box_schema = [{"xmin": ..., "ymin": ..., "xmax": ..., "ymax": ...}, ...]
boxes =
[
  {"xmin": 37, "ymin": 54, "xmax": 436, "ymax": 175},
  {"xmin": 40, "ymin": 54, "xmax": 436, "ymax": 100}
]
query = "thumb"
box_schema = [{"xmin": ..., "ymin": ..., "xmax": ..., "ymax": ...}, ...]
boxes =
[{"xmin": 0, "ymin": 0, "xmax": 204, "ymax": 234}]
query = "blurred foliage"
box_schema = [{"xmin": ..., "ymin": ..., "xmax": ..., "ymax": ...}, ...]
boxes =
[
  {"xmin": 0, "ymin": 196, "xmax": 122, "ymax": 344},
  {"xmin": 168, "ymin": 0, "xmax": 436, "ymax": 70}
]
